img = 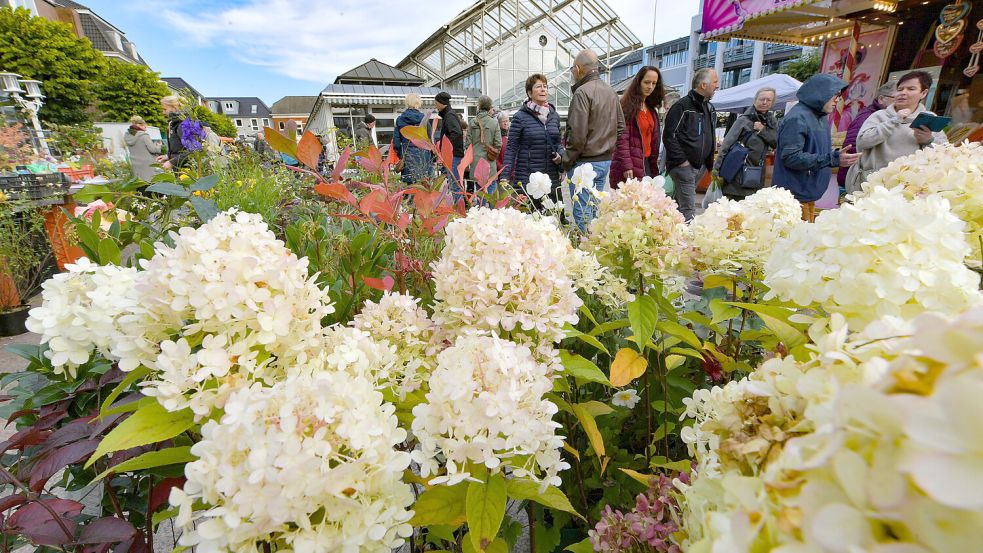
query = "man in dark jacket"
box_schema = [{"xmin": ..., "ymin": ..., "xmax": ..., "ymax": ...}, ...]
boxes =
[
  {"xmin": 435, "ymin": 91, "xmax": 465, "ymax": 199},
  {"xmin": 774, "ymin": 73, "xmax": 861, "ymax": 222},
  {"xmin": 836, "ymin": 82, "xmax": 895, "ymax": 188},
  {"xmin": 355, "ymin": 114, "xmax": 376, "ymax": 150},
  {"xmin": 563, "ymin": 49, "xmax": 625, "ymax": 230},
  {"xmin": 663, "ymin": 68, "xmax": 718, "ymax": 220}
]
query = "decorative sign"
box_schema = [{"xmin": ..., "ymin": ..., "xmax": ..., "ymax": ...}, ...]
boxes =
[
  {"xmin": 701, "ymin": 0, "xmax": 805, "ymax": 37},
  {"xmin": 821, "ymin": 29, "xmax": 891, "ymax": 131},
  {"xmin": 964, "ymin": 19, "xmax": 983, "ymax": 77},
  {"xmin": 933, "ymin": 1, "xmax": 972, "ymax": 60}
]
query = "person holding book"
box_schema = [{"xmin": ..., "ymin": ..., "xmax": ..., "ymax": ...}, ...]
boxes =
[{"xmin": 846, "ymin": 70, "xmax": 948, "ymax": 193}]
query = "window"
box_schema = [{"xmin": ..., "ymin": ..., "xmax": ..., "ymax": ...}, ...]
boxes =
[
  {"xmin": 250, "ymin": 119, "xmax": 258, "ymax": 130},
  {"xmin": 251, "ymin": 105, "xmax": 258, "ymax": 114},
  {"xmin": 296, "ymin": 121, "xmax": 303, "ymax": 132},
  {"xmin": 660, "ymin": 50, "xmax": 688, "ymax": 68},
  {"xmin": 235, "ymin": 119, "xmax": 242, "ymax": 127},
  {"xmin": 262, "ymin": 118, "xmax": 269, "ymax": 127},
  {"xmin": 279, "ymin": 121, "xmax": 285, "ymax": 130},
  {"xmin": 224, "ymin": 102, "xmax": 234, "ymax": 111}
]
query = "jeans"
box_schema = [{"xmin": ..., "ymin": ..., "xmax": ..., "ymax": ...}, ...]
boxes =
[
  {"xmin": 568, "ymin": 160, "xmax": 611, "ymax": 231},
  {"xmin": 668, "ymin": 164, "xmax": 705, "ymax": 221},
  {"xmin": 446, "ymin": 156, "xmax": 464, "ymax": 203}
]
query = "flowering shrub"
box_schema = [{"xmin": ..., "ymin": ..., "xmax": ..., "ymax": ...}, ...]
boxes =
[
  {"xmin": 351, "ymin": 292, "xmax": 436, "ymax": 396},
  {"xmin": 410, "ymin": 333, "xmax": 568, "ymax": 486},
  {"xmin": 764, "ymin": 186, "xmax": 982, "ymax": 327},
  {"xmin": 689, "ymin": 187, "xmax": 801, "ymax": 274},
  {"xmin": 170, "ymin": 371, "xmax": 414, "ymax": 552},
  {"xmin": 179, "ymin": 117, "xmax": 206, "ymax": 152},
  {"xmin": 589, "ymin": 473, "xmax": 687, "ymax": 553},
  {"xmin": 862, "ymin": 141, "xmax": 983, "ymax": 266},
  {"xmin": 582, "ymin": 177, "xmax": 690, "ymax": 289}
]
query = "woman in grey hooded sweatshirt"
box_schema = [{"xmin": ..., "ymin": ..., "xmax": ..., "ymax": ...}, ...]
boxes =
[{"xmin": 124, "ymin": 115, "xmax": 162, "ymax": 182}]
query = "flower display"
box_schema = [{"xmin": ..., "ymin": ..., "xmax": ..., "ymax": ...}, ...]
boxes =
[
  {"xmin": 764, "ymin": 186, "xmax": 982, "ymax": 327},
  {"xmin": 121, "ymin": 210, "xmax": 333, "ymax": 417},
  {"xmin": 527, "ymin": 171, "xmax": 553, "ymax": 200},
  {"xmin": 170, "ymin": 371, "xmax": 414, "ymax": 553},
  {"xmin": 351, "ymin": 292, "xmax": 436, "ymax": 396},
  {"xmin": 582, "ymin": 177, "xmax": 690, "ymax": 287},
  {"xmin": 677, "ymin": 309, "xmax": 983, "ymax": 552},
  {"xmin": 179, "ymin": 117, "xmax": 206, "ymax": 152},
  {"xmin": 431, "ymin": 207, "xmax": 589, "ymax": 344},
  {"xmin": 589, "ymin": 473, "xmax": 687, "ymax": 553},
  {"xmin": 25, "ymin": 258, "xmax": 141, "ymax": 378},
  {"xmin": 689, "ymin": 187, "xmax": 801, "ymax": 274},
  {"xmin": 861, "ymin": 141, "xmax": 983, "ymax": 266},
  {"xmin": 410, "ymin": 333, "xmax": 568, "ymax": 487}
]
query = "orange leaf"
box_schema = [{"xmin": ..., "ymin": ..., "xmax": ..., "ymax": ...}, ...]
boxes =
[
  {"xmin": 422, "ymin": 214, "xmax": 449, "ymax": 235},
  {"xmin": 386, "ymin": 141, "xmax": 399, "ymax": 166},
  {"xmin": 458, "ymin": 144, "xmax": 474, "ymax": 184},
  {"xmin": 359, "ymin": 189, "xmax": 396, "ymax": 224},
  {"xmin": 437, "ymin": 136, "xmax": 454, "ymax": 172},
  {"xmin": 610, "ymin": 348, "xmax": 648, "ymax": 387},
  {"xmin": 313, "ymin": 182, "xmax": 357, "ymax": 205},
  {"xmin": 263, "ymin": 127, "xmax": 297, "ymax": 159},
  {"xmin": 296, "ymin": 131, "xmax": 322, "ymax": 171},
  {"xmin": 332, "ymin": 147, "xmax": 351, "ymax": 181},
  {"xmin": 362, "ymin": 275, "xmax": 395, "ymax": 292}
]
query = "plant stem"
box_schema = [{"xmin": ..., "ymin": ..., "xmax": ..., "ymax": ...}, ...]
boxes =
[
  {"xmin": 146, "ymin": 477, "xmax": 154, "ymax": 553},
  {"xmin": 104, "ymin": 480, "xmax": 124, "ymax": 520},
  {"xmin": 527, "ymin": 502, "xmax": 536, "ymax": 553},
  {"xmin": 644, "ymin": 357, "xmax": 653, "ymax": 467}
]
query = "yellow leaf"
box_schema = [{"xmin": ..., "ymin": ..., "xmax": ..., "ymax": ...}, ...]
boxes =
[
  {"xmin": 619, "ymin": 468, "xmax": 653, "ymax": 486},
  {"xmin": 562, "ymin": 441, "xmax": 580, "ymax": 461},
  {"xmin": 601, "ymin": 457, "xmax": 610, "ymax": 476},
  {"xmin": 571, "ymin": 404, "xmax": 605, "ymax": 458},
  {"xmin": 610, "ymin": 348, "xmax": 648, "ymax": 387},
  {"xmin": 664, "ymin": 354, "xmax": 685, "ymax": 371}
]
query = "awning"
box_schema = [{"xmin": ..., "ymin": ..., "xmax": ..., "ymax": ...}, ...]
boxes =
[
  {"xmin": 711, "ymin": 73, "xmax": 803, "ymax": 112},
  {"xmin": 700, "ymin": 0, "xmax": 894, "ymax": 44}
]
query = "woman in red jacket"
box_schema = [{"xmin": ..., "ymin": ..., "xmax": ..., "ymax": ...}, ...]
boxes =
[{"xmin": 610, "ymin": 66, "xmax": 665, "ymax": 188}]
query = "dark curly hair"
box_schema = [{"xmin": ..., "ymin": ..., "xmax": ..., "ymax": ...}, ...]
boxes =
[{"xmin": 620, "ymin": 66, "xmax": 665, "ymax": 121}]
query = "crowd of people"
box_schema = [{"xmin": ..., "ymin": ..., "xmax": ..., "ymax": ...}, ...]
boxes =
[{"xmin": 126, "ymin": 56, "xmax": 949, "ymax": 229}]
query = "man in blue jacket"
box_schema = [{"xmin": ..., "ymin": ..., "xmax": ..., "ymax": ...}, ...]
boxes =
[{"xmin": 774, "ymin": 73, "xmax": 861, "ymax": 222}]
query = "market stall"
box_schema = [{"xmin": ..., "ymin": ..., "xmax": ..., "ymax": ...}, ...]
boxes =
[{"xmin": 711, "ymin": 73, "xmax": 803, "ymax": 112}]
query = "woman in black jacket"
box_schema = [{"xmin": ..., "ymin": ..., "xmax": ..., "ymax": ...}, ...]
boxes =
[
  {"xmin": 158, "ymin": 95, "xmax": 190, "ymax": 170},
  {"xmin": 502, "ymin": 73, "xmax": 563, "ymax": 207},
  {"xmin": 712, "ymin": 87, "xmax": 778, "ymax": 200}
]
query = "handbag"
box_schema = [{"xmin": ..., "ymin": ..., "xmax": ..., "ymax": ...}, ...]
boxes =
[
  {"xmin": 478, "ymin": 122, "xmax": 500, "ymax": 161},
  {"xmin": 739, "ymin": 164, "xmax": 764, "ymax": 190},
  {"xmin": 718, "ymin": 139, "xmax": 750, "ymax": 183}
]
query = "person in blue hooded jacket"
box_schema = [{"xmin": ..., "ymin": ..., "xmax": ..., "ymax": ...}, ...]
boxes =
[
  {"xmin": 393, "ymin": 94, "xmax": 433, "ymax": 184},
  {"xmin": 774, "ymin": 73, "xmax": 861, "ymax": 222}
]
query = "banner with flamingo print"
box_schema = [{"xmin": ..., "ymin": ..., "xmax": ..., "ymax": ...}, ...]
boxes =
[{"xmin": 820, "ymin": 28, "xmax": 891, "ymax": 131}]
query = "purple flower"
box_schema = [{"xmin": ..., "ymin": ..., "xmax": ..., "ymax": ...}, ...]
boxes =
[
  {"xmin": 180, "ymin": 117, "xmax": 205, "ymax": 152},
  {"xmin": 589, "ymin": 472, "xmax": 688, "ymax": 552}
]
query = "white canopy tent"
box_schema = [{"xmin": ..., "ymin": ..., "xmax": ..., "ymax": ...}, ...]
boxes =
[{"xmin": 712, "ymin": 73, "xmax": 802, "ymax": 113}]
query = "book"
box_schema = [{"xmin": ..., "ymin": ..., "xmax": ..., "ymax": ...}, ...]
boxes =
[{"xmin": 909, "ymin": 113, "xmax": 951, "ymax": 132}]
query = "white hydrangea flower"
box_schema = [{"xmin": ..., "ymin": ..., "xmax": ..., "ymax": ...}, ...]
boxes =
[
  {"xmin": 570, "ymin": 164, "xmax": 597, "ymax": 194},
  {"xmin": 526, "ymin": 171, "xmax": 553, "ymax": 200},
  {"xmin": 582, "ymin": 178, "xmax": 691, "ymax": 288},
  {"xmin": 764, "ymin": 187, "xmax": 982, "ymax": 328},
  {"xmin": 410, "ymin": 333, "xmax": 569, "ymax": 487},
  {"xmin": 689, "ymin": 187, "xmax": 801, "ymax": 274},
  {"xmin": 431, "ymin": 207, "xmax": 589, "ymax": 344},
  {"xmin": 170, "ymin": 371, "xmax": 414, "ymax": 553},
  {"xmin": 318, "ymin": 325, "xmax": 399, "ymax": 387},
  {"xmin": 25, "ymin": 258, "xmax": 141, "ymax": 378},
  {"xmin": 611, "ymin": 388, "xmax": 640, "ymax": 408},
  {"xmin": 862, "ymin": 141, "xmax": 983, "ymax": 267},
  {"xmin": 125, "ymin": 210, "xmax": 334, "ymax": 417}
]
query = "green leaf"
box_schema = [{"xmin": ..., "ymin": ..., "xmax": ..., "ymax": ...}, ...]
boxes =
[
  {"xmin": 85, "ymin": 401, "xmax": 195, "ymax": 468},
  {"xmin": 100, "ymin": 366, "xmax": 150, "ymax": 417},
  {"xmin": 656, "ymin": 320, "xmax": 702, "ymax": 349},
  {"xmin": 93, "ymin": 446, "xmax": 194, "ymax": 480},
  {"xmin": 709, "ymin": 298, "xmax": 741, "ymax": 324},
  {"xmin": 565, "ymin": 538, "xmax": 594, "ymax": 553},
  {"xmin": 3, "ymin": 343, "xmax": 45, "ymax": 366},
  {"xmin": 190, "ymin": 174, "xmax": 219, "ymax": 192},
  {"xmin": 190, "ymin": 196, "xmax": 219, "ymax": 223},
  {"xmin": 652, "ymin": 459, "xmax": 693, "ymax": 472},
  {"xmin": 559, "ymin": 350, "xmax": 610, "ymax": 387},
  {"xmin": 97, "ymin": 237, "xmax": 121, "ymax": 266},
  {"xmin": 758, "ymin": 313, "xmax": 807, "ymax": 349},
  {"xmin": 100, "ymin": 394, "xmax": 155, "ymax": 418},
  {"xmin": 576, "ymin": 400, "xmax": 614, "ymax": 418},
  {"xmin": 463, "ymin": 536, "xmax": 508, "ymax": 553},
  {"xmin": 628, "ymin": 295, "xmax": 658, "ymax": 351},
  {"xmin": 138, "ymin": 240, "xmax": 156, "ymax": 261},
  {"xmin": 410, "ymin": 484, "xmax": 468, "ymax": 526},
  {"xmin": 563, "ymin": 325, "xmax": 609, "ymax": 355},
  {"xmin": 506, "ymin": 479, "xmax": 585, "ymax": 521},
  {"xmin": 145, "ymin": 182, "xmax": 190, "ymax": 197},
  {"xmin": 466, "ymin": 472, "xmax": 507, "ymax": 552},
  {"xmin": 76, "ymin": 223, "xmax": 100, "ymax": 253},
  {"xmin": 578, "ymin": 304, "xmax": 599, "ymax": 327},
  {"xmin": 152, "ymin": 507, "xmax": 177, "ymax": 529},
  {"xmin": 588, "ymin": 319, "xmax": 630, "ymax": 337},
  {"xmin": 571, "ymin": 403, "xmax": 605, "ymax": 458}
]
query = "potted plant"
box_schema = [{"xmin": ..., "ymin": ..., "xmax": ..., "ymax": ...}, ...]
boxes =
[{"xmin": 0, "ymin": 197, "xmax": 52, "ymax": 336}]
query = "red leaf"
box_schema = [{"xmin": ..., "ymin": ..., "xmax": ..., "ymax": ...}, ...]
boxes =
[
  {"xmin": 495, "ymin": 198, "xmax": 511, "ymax": 209},
  {"xmin": 149, "ymin": 477, "xmax": 185, "ymax": 514},
  {"xmin": 296, "ymin": 131, "xmax": 323, "ymax": 171},
  {"xmin": 458, "ymin": 145, "xmax": 474, "ymax": 184},
  {"xmin": 114, "ymin": 530, "xmax": 150, "ymax": 553},
  {"xmin": 313, "ymin": 182, "xmax": 357, "ymax": 205},
  {"xmin": 8, "ymin": 499, "xmax": 82, "ymax": 546},
  {"xmin": 409, "ymin": 137, "xmax": 435, "ymax": 153},
  {"xmin": 411, "ymin": 190, "xmax": 441, "ymax": 218},
  {"xmin": 386, "ymin": 141, "xmax": 399, "ymax": 166},
  {"xmin": 473, "ymin": 157, "xmax": 490, "ymax": 188},
  {"xmin": 422, "ymin": 215, "xmax": 449, "ymax": 235},
  {"xmin": 330, "ymin": 213, "xmax": 372, "ymax": 223},
  {"xmin": 78, "ymin": 517, "xmax": 137, "ymax": 545},
  {"xmin": 396, "ymin": 212, "xmax": 410, "ymax": 231},
  {"xmin": 359, "ymin": 189, "xmax": 397, "ymax": 224},
  {"xmin": 0, "ymin": 427, "xmax": 50, "ymax": 453},
  {"xmin": 361, "ymin": 275, "xmax": 395, "ymax": 292},
  {"xmin": 98, "ymin": 367, "xmax": 125, "ymax": 388},
  {"xmin": 331, "ymin": 147, "xmax": 351, "ymax": 182},
  {"xmin": 4, "ymin": 408, "xmax": 37, "ymax": 427},
  {"xmin": 481, "ymin": 164, "xmax": 505, "ymax": 192},
  {"xmin": 0, "ymin": 493, "xmax": 28, "ymax": 513},
  {"xmin": 437, "ymin": 137, "xmax": 454, "ymax": 172},
  {"xmin": 39, "ymin": 416, "xmax": 97, "ymax": 452},
  {"xmin": 30, "ymin": 439, "xmax": 100, "ymax": 491},
  {"xmin": 357, "ymin": 145, "xmax": 384, "ymax": 174}
]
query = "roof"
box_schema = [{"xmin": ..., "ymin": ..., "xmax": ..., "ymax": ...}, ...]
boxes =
[
  {"xmin": 49, "ymin": 0, "xmax": 146, "ymax": 64},
  {"xmin": 162, "ymin": 78, "xmax": 206, "ymax": 101},
  {"xmin": 271, "ymin": 96, "xmax": 318, "ymax": 115},
  {"xmin": 47, "ymin": 0, "xmax": 88, "ymax": 11},
  {"xmin": 335, "ymin": 59, "xmax": 424, "ymax": 85},
  {"xmin": 208, "ymin": 97, "xmax": 272, "ymax": 117},
  {"xmin": 320, "ymin": 84, "xmax": 478, "ymax": 98}
]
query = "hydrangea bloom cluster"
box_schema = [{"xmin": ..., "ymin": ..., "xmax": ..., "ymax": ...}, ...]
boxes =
[
  {"xmin": 431, "ymin": 207, "xmax": 592, "ymax": 344},
  {"xmin": 582, "ymin": 177, "xmax": 690, "ymax": 288},
  {"xmin": 410, "ymin": 333, "xmax": 568, "ymax": 487},
  {"xmin": 589, "ymin": 473, "xmax": 688, "ymax": 553},
  {"xmin": 862, "ymin": 141, "xmax": 983, "ymax": 266},
  {"xmin": 170, "ymin": 371, "xmax": 414, "ymax": 553},
  {"xmin": 689, "ymin": 187, "xmax": 801, "ymax": 274},
  {"xmin": 677, "ymin": 309, "xmax": 983, "ymax": 552},
  {"xmin": 764, "ymin": 186, "xmax": 982, "ymax": 327},
  {"xmin": 351, "ymin": 292, "xmax": 437, "ymax": 396},
  {"xmin": 26, "ymin": 258, "xmax": 141, "ymax": 378}
]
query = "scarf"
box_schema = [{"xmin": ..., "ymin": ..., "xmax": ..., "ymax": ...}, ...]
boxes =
[{"xmin": 526, "ymin": 101, "xmax": 549, "ymax": 125}]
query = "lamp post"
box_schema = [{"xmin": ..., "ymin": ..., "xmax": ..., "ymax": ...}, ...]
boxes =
[{"xmin": 0, "ymin": 72, "xmax": 51, "ymax": 157}]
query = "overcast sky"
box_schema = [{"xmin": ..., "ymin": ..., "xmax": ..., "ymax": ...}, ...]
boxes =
[{"xmin": 79, "ymin": 0, "xmax": 700, "ymax": 104}]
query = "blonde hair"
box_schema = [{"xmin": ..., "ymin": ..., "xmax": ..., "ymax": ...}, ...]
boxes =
[
  {"xmin": 129, "ymin": 115, "xmax": 146, "ymax": 126},
  {"xmin": 405, "ymin": 93, "xmax": 422, "ymax": 109},
  {"xmin": 160, "ymin": 95, "xmax": 183, "ymax": 111}
]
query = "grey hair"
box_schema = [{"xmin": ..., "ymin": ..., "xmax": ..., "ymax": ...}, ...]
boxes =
[
  {"xmin": 692, "ymin": 68, "xmax": 716, "ymax": 89},
  {"xmin": 876, "ymin": 82, "xmax": 896, "ymax": 99},
  {"xmin": 574, "ymin": 49, "xmax": 600, "ymax": 71},
  {"xmin": 478, "ymin": 95, "xmax": 493, "ymax": 111},
  {"xmin": 496, "ymin": 111, "xmax": 510, "ymax": 123},
  {"xmin": 754, "ymin": 87, "xmax": 777, "ymax": 100},
  {"xmin": 405, "ymin": 93, "xmax": 422, "ymax": 109}
]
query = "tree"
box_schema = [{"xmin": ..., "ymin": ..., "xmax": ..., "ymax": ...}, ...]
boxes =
[
  {"xmin": 0, "ymin": 7, "xmax": 106, "ymax": 125},
  {"xmin": 783, "ymin": 51, "xmax": 821, "ymax": 83},
  {"xmin": 94, "ymin": 58, "xmax": 170, "ymax": 127},
  {"xmin": 194, "ymin": 105, "xmax": 237, "ymax": 138}
]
